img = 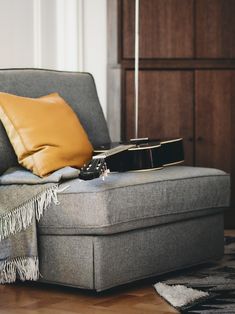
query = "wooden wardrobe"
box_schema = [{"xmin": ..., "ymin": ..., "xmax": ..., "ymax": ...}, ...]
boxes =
[{"xmin": 107, "ymin": 0, "xmax": 235, "ymax": 227}]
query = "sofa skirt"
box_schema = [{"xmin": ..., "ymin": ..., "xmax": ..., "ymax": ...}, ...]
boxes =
[{"xmin": 38, "ymin": 211, "xmax": 224, "ymax": 291}]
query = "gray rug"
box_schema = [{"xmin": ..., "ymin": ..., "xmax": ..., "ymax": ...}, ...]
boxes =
[{"xmin": 154, "ymin": 237, "xmax": 235, "ymax": 313}]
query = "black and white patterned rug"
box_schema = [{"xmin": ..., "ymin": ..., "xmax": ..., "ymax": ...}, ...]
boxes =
[{"xmin": 154, "ymin": 237, "xmax": 235, "ymax": 313}]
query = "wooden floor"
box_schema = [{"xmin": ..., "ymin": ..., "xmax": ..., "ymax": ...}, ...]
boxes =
[
  {"xmin": 1, "ymin": 230, "xmax": 234, "ymax": 314},
  {"xmin": 0, "ymin": 281, "xmax": 177, "ymax": 314}
]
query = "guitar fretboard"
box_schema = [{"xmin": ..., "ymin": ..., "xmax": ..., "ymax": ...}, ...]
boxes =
[{"xmin": 93, "ymin": 144, "xmax": 135, "ymax": 159}]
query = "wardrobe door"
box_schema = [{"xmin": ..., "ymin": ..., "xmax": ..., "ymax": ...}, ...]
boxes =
[
  {"xmin": 124, "ymin": 70, "xmax": 194, "ymax": 165},
  {"xmin": 195, "ymin": 70, "xmax": 235, "ymax": 225},
  {"xmin": 196, "ymin": 0, "xmax": 235, "ymax": 58},
  {"xmin": 122, "ymin": 0, "xmax": 194, "ymax": 59}
]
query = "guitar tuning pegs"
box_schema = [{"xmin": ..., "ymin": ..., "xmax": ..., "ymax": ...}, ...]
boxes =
[
  {"xmin": 100, "ymin": 166, "xmax": 110, "ymax": 180},
  {"xmin": 103, "ymin": 168, "xmax": 110, "ymax": 178}
]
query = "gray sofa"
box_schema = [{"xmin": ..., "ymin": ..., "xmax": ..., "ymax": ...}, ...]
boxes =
[{"xmin": 0, "ymin": 69, "xmax": 230, "ymax": 291}]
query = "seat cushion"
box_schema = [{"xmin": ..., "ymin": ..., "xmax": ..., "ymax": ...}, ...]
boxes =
[{"xmin": 38, "ymin": 166, "xmax": 230, "ymax": 235}]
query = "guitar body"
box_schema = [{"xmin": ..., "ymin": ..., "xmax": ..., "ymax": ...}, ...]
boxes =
[{"xmin": 93, "ymin": 138, "xmax": 184, "ymax": 172}]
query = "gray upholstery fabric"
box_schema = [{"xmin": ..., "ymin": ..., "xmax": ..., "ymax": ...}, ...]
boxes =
[
  {"xmin": 39, "ymin": 235, "xmax": 94, "ymax": 289},
  {"xmin": 38, "ymin": 166, "xmax": 230, "ymax": 235},
  {"xmin": 94, "ymin": 213, "xmax": 224, "ymax": 291},
  {"xmin": 39, "ymin": 213, "xmax": 224, "ymax": 291},
  {"xmin": 0, "ymin": 125, "xmax": 17, "ymax": 175},
  {"xmin": 0, "ymin": 68, "xmax": 110, "ymax": 174}
]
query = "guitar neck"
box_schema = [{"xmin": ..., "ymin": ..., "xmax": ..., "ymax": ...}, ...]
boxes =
[{"xmin": 93, "ymin": 144, "xmax": 135, "ymax": 159}]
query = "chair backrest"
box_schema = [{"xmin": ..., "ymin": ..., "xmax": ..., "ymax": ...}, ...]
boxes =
[{"xmin": 0, "ymin": 68, "xmax": 110, "ymax": 174}]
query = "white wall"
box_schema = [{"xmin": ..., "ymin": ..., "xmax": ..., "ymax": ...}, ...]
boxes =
[
  {"xmin": 0, "ymin": 0, "xmax": 35, "ymax": 67},
  {"xmin": 0, "ymin": 0, "xmax": 107, "ymax": 116},
  {"xmin": 40, "ymin": 0, "xmax": 58, "ymax": 69},
  {"xmin": 83, "ymin": 0, "xmax": 107, "ymax": 115}
]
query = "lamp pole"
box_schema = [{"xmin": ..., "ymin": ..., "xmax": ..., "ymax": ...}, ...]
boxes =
[{"xmin": 134, "ymin": 0, "xmax": 139, "ymax": 139}]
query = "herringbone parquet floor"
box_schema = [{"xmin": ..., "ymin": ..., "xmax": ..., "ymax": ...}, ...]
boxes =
[{"xmin": 0, "ymin": 281, "xmax": 177, "ymax": 314}]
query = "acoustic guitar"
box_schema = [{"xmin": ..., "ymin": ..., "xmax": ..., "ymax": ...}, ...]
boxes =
[{"xmin": 79, "ymin": 138, "xmax": 184, "ymax": 180}]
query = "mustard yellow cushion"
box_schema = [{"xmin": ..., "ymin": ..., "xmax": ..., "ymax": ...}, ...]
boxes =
[{"xmin": 0, "ymin": 92, "xmax": 93, "ymax": 177}]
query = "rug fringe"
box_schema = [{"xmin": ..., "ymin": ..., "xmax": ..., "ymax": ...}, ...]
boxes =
[
  {"xmin": 0, "ymin": 256, "xmax": 39, "ymax": 284},
  {"xmin": 0, "ymin": 185, "xmax": 60, "ymax": 241}
]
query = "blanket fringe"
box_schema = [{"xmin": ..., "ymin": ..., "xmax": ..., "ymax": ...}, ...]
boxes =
[
  {"xmin": 0, "ymin": 185, "xmax": 61, "ymax": 241},
  {"xmin": 0, "ymin": 256, "xmax": 39, "ymax": 284}
]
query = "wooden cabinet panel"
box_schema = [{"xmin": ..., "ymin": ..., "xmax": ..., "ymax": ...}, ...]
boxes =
[
  {"xmin": 195, "ymin": 70, "xmax": 235, "ymax": 226},
  {"xmin": 122, "ymin": 0, "xmax": 194, "ymax": 59},
  {"xmin": 195, "ymin": 70, "xmax": 235, "ymax": 171},
  {"xmin": 196, "ymin": 0, "xmax": 235, "ymax": 58},
  {"xmin": 125, "ymin": 70, "xmax": 194, "ymax": 165}
]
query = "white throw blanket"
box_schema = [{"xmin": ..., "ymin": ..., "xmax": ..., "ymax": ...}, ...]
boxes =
[{"xmin": 0, "ymin": 166, "xmax": 79, "ymax": 283}]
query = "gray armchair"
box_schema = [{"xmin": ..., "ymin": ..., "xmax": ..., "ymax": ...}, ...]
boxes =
[{"xmin": 0, "ymin": 69, "xmax": 230, "ymax": 291}]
